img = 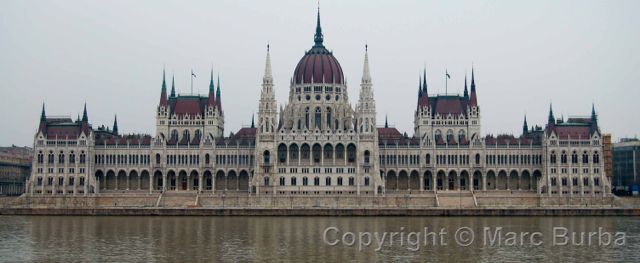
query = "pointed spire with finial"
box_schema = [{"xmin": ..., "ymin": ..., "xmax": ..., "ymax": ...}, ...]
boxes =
[
  {"xmin": 385, "ymin": 114, "xmax": 389, "ymax": 128},
  {"xmin": 361, "ymin": 44, "xmax": 371, "ymax": 84},
  {"xmin": 418, "ymin": 74, "xmax": 423, "ymax": 98},
  {"xmin": 82, "ymin": 103, "xmax": 88, "ymax": 122},
  {"xmin": 251, "ymin": 114, "xmax": 255, "ymax": 129},
  {"xmin": 112, "ymin": 115, "xmax": 118, "ymax": 135},
  {"xmin": 263, "ymin": 44, "xmax": 273, "ymax": 83},
  {"xmin": 170, "ymin": 74, "xmax": 176, "ymax": 98},
  {"xmin": 548, "ymin": 103, "xmax": 555, "ymax": 125},
  {"xmin": 523, "ymin": 114, "xmax": 528, "ymax": 135},
  {"xmin": 160, "ymin": 69, "xmax": 168, "ymax": 106},
  {"xmin": 207, "ymin": 69, "xmax": 216, "ymax": 108},
  {"xmin": 313, "ymin": 4, "xmax": 324, "ymax": 47},
  {"xmin": 40, "ymin": 103, "xmax": 46, "ymax": 121},
  {"xmin": 422, "ymin": 67, "xmax": 427, "ymax": 94},
  {"xmin": 216, "ymin": 73, "xmax": 222, "ymax": 112},
  {"xmin": 469, "ymin": 66, "xmax": 478, "ymax": 107},
  {"xmin": 418, "ymin": 67, "xmax": 429, "ymax": 108},
  {"xmin": 463, "ymin": 74, "xmax": 469, "ymax": 98}
]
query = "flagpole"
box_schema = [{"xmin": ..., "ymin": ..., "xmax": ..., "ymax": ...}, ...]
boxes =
[
  {"xmin": 191, "ymin": 69, "xmax": 193, "ymax": 95},
  {"xmin": 445, "ymin": 69, "xmax": 448, "ymax": 95}
]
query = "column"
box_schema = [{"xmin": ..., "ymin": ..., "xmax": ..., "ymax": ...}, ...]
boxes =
[
  {"xmin": 198, "ymin": 173, "xmax": 203, "ymax": 192},
  {"xmin": 482, "ymin": 174, "xmax": 487, "ymax": 191},
  {"xmin": 419, "ymin": 172, "xmax": 424, "ymax": 192}
]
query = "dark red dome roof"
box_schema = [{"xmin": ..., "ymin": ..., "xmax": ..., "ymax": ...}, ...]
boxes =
[
  {"xmin": 292, "ymin": 8, "xmax": 344, "ymax": 85},
  {"xmin": 293, "ymin": 48, "xmax": 344, "ymax": 85}
]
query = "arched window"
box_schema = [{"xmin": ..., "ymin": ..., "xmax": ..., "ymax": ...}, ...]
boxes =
[
  {"xmin": 279, "ymin": 177, "xmax": 285, "ymax": 186},
  {"xmin": 324, "ymin": 144, "xmax": 333, "ymax": 159},
  {"xmin": 364, "ymin": 177, "xmax": 370, "ymax": 186},
  {"xmin": 37, "ymin": 151, "xmax": 44, "ymax": 164},
  {"xmin": 593, "ymin": 151, "xmax": 600, "ymax": 164},
  {"xmin": 263, "ymin": 150, "xmax": 270, "ymax": 164},
  {"xmin": 303, "ymin": 177, "xmax": 308, "ymax": 186},
  {"xmin": 171, "ymin": 130, "xmax": 179, "ymax": 141},
  {"xmin": 446, "ymin": 129, "xmax": 454, "ymax": 143},
  {"xmin": 561, "ymin": 151, "xmax": 567, "ymax": 164},
  {"xmin": 312, "ymin": 144, "xmax": 322, "ymax": 163},
  {"xmin": 314, "ymin": 107, "xmax": 322, "ymax": 129},
  {"xmin": 475, "ymin": 154, "xmax": 481, "ymax": 165},
  {"xmin": 348, "ymin": 177, "xmax": 355, "ymax": 186},
  {"xmin": 80, "ymin": 151, "xmax": 86, "ymax": 164},
  {"xmin": 435, "ymin": 130, "xmax": 442, "ymax": 142},
  {"xmin": 301, "ymin": 144, "xmax": 310, "ymax": 160},
  {"xmin": 336, "ymin": 144, "xmax": 345, "ymax": 159},
  {"xmin": 69, "ymin": 151, "xmax": 76, "ymax": 164},
  {"xmin": 156, "ymin": 154, "xmax": 161, "ymax": 164},
  {"xmin": 194, "ymin": 129, "xmax": 201, "ymax": 140},
  {"xmin": 205, "ymin": 154, "xmax": 210, "ymax": 165},
  {"xmin": 314, "ymin": 177, "xmax": 320, "ymax": 186},
  {"xmin": 458, "ymin": 130, "xmax": 466, "ymax": 142},
  {"xmin": 347, "ymin": 144, "xmax": 357, "ymax": 163},
  {"xmin": 426, "ymin": 154, "xmax": 431, "ymax": 165},
  {"xmin": 571, "ymin": 151, "xmax": 578, "ymax": 164},
  {"xmin": 264, "ymin": 176, "xmax": 270, "ymax": 186},
  {"xmin": 278, "ymin": 144, "xmax": 287, "ymax": 163},
  {"xmin": 550, "ymin": 151, "xmax": 557, "ymax": 164},
  {"xmin": 337, "ymin": 177, "xmax": 343, "ymax": 186},
  {"xmin": 326, "ymin": 107, "xmax": 332, "ymax": 129},
  {"xmin": 291, "ymin": 177, "xmax": 297, "ymax": 186},
  {"xmin": 365, "ymin": 118, "xmax": 369, "ymax": 132},
  {"xmin": 364, "ymin": 150, "xmax": 370, "ymax": 164},
  {"xmin": 582, "ymin": 151, "xmax": 589, "ymax": 164},
  {"xmin": 326, "ymin": 177, "xmax": 331, "ymax": 186},
  {"xmin": 290, "ymin": 144, "xmax": 299, "ymax": 160},
  {"xmin": 58, "ymin": 151, "xmax": 65, "ymax": 164}
]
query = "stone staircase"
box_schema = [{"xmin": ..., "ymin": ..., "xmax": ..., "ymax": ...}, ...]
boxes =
[{"xmin": 436, "ymin": 191, "xmax": 476, "ymax": 208}]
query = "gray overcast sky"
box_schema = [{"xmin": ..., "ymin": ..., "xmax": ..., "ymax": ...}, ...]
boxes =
[{"xmin": 1, "ymin": 0, "xmax": 639, "ymax": 147}]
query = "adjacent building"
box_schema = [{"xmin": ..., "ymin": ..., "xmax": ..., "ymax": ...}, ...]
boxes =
[
  {"xmin": 25, "ymin": 10, "xmax": 611, "ymax": 199},
  {"xmin": 0, "ymin": 146, "xmax": 32, "ymax": 196},
  {"xmin": 612, "ymin": 138, "xmax": 640, "ymax": 194}
]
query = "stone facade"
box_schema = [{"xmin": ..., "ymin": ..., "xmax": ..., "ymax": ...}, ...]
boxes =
[
  {"xmin": 0, "ymin": 146, "xmax": 32, "ymax": 196},
  {"xmin": 25, "ymin": 10, "xmax": 611, "ymax": 201}
]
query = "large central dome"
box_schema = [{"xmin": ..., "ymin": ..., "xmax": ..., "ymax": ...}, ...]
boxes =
[{"xmin": 292, "ymin": 9, "xmax": 344, "ymax": 85}]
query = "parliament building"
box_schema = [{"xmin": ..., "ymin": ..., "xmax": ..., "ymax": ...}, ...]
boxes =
[{"xmin": 26, "ymin": 10, "xmax": 611, "ymax": 200}]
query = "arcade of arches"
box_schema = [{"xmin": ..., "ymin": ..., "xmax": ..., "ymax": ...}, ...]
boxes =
[{"xmin": 94, "ymin": 169, "xmax": 251, "ymax": 193}]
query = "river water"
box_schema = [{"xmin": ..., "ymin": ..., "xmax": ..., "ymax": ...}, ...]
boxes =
[{"xmin": 0, "ymin": 216, "xmax": 639, "ymax": 262}]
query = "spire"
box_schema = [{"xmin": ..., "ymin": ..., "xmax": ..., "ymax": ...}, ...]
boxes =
[
  {"xmin": 209, "ymin": 69, "xmax": 215, "ymax": 93},
  {"xmin": 523, "ymin": 115, "xmax": 528, "ymax": 135},
  {"xmin": 313, "ymin": 5, "xmax": 324, "ymax": 47},
  {"xmin": 40, "ymin": 103, "xmax": 46, "ymax": 121},
  {"xmin": 469, "ymin": 67, "xmax": 478, "ymax": 107},
  {"xmin": 216, "ymin": 74, "xmax": 222, "ymax": 112},
  {"xmin": 385, "ymin": 115, "xmax": 389, "ymax": 128},
  {"xmin": 361, "ymin": 44, "xmax": 371, "ymax": 83},
  {"xmin": 160, "ymin": 70, "xmax": 168, "ymax": 106},
  {"xmin": 207, "ymin": 69, "xmax": 216, "ymax": 108},
  {"xmin": 591, "ymin": 103, "xmax": 597, "ymax": 122},
  {"xmin": 82, "ymin": 103, "xmax": 88, "ymax": 122},
  {"xmin": 418, "ymin": 75, "xmax": 423, "ymax": 98},
  {"xmin": 263, "ymin": 44, "xmax": 273, "ymax": 82},
  {"xmin": 170, "ymin": 75, "xmax": 176, "ymax": 98},
  {"xmin": 113, "ymin": 115, "xmax": 118, "ymax": 135},
  {"xmin": 422, "ymin": 67, "xmax": 427, "ymax": 94},
  {"xmin": 463, "ymin": 74, "xmax": 469, "ymax": 98},
  {"xmin": 548, "ymin": 103, "xmax": 555, "ymax": 125},
  {"xmin": 251, "ymin": 114, "xmax": 255, "ymax": 128}
]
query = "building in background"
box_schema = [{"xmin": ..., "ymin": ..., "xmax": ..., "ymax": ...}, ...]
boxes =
[
  {"xmin": 0, "ymin": 146, "xmax": 32, "ymax": 196},
  {"xmin": 604, "ymin": 134, "xmax": 612, "ymax": 182},
  {"xmin": 613, "ymin": 138, "xmax": 640, "ymax": 195}
]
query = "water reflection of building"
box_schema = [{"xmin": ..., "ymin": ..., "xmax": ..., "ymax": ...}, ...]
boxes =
[
  {"xmin": 25, "ymin": 8, "xmax": 611, "ymax": 199},
  {"xmin": 0, "ymin": 145, "xmax": 32, "ymax": 195}
]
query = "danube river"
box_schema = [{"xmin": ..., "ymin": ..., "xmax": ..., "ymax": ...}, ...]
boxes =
[{"xmin": 0, "ymin": 216, "xmax": 639, "ymax": 262}]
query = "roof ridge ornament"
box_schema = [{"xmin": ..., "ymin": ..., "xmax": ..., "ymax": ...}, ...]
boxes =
[{"xmin": 313, "ymin": 4, "xmax": 324, "ymax": 48}]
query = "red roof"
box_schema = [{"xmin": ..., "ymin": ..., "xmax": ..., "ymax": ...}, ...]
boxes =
[
  {"xmin": 431, "ymin": 96, "xmax": 466, "ymax": 116},
  {"xmin": 293, "ymin": 48, "xmax": 343, "ymax": 84},
  {"xmin": 171, "ymin": 97, "xmax": 206, "ymax": 117},
  {"xmin": 555, "ymin": 126, "xmax": 591, "ymax": 140}
]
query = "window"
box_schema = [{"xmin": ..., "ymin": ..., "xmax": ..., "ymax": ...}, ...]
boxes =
[
  {"xmin": 79, "ymin": 177, "xmax": 85, "ymax": 186},
  {"xmin": 325, "ymin": 177, "xmax": 331, "ymax": 186},
  {"xmin": 37, "ymin": 151, "xmax": 44, "ymax": 164},
  {"xmin": 314, "ymin": 107, "xmax": 321, "ymax": 129},
  {"xmin": 314, "ymin": 177, "xmax": 320, "ymax": 186},
  {"xmin": 550, "ymin": 151, "xmax": 557, "ymax": 164},
  {"xmin": 263, "ymin": 150, "xmax": 271, "ymax": 164},
  {"xmin": 426, "ymin": 154, "xmax": 431, "ymax": 165},
  {"xmin": 364, "ymin": 150, "xmax": 370, "ymax": 164},
  {"xmin": 561, "ymin": 151, "xmax": 567, "ymax": 164},
  {"xmin": 475, "ymin": 154, "xmax": 480, "ymax": 165},
  {"xmin": 364, "ymin": 177, "xmax": 370, "ymax": 186},
  {"xmin": 264, "ymin": 177, "xmax": 270, "ymax": 186},
  {"xmin": 279, "ymin": 177, "xmax": 285, "ymax": 186},
  {"xmin": 303, "ymin": 177, "xmax": 308, "ymax": 186},
  {"xmin": 593, "ymin": 152, "xmax": 600, "ymax": 164},
  {"xmin": 337, "ymin": 177, "xmax": 343, "ymax": 186},
  {"xmin": 349, "ymin": 177, "xmax": 355, "ymax": 186},
  {"xmin": 347, "ymin": 144, "xmax": 356, "ymax": 163},
  {"xmin": 291, "ymin": 177, "xmax": 297, "ymax": 186},
  {"xmin": 58, "ymin": 151, "xmax": 65, "ymax": 164}
]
